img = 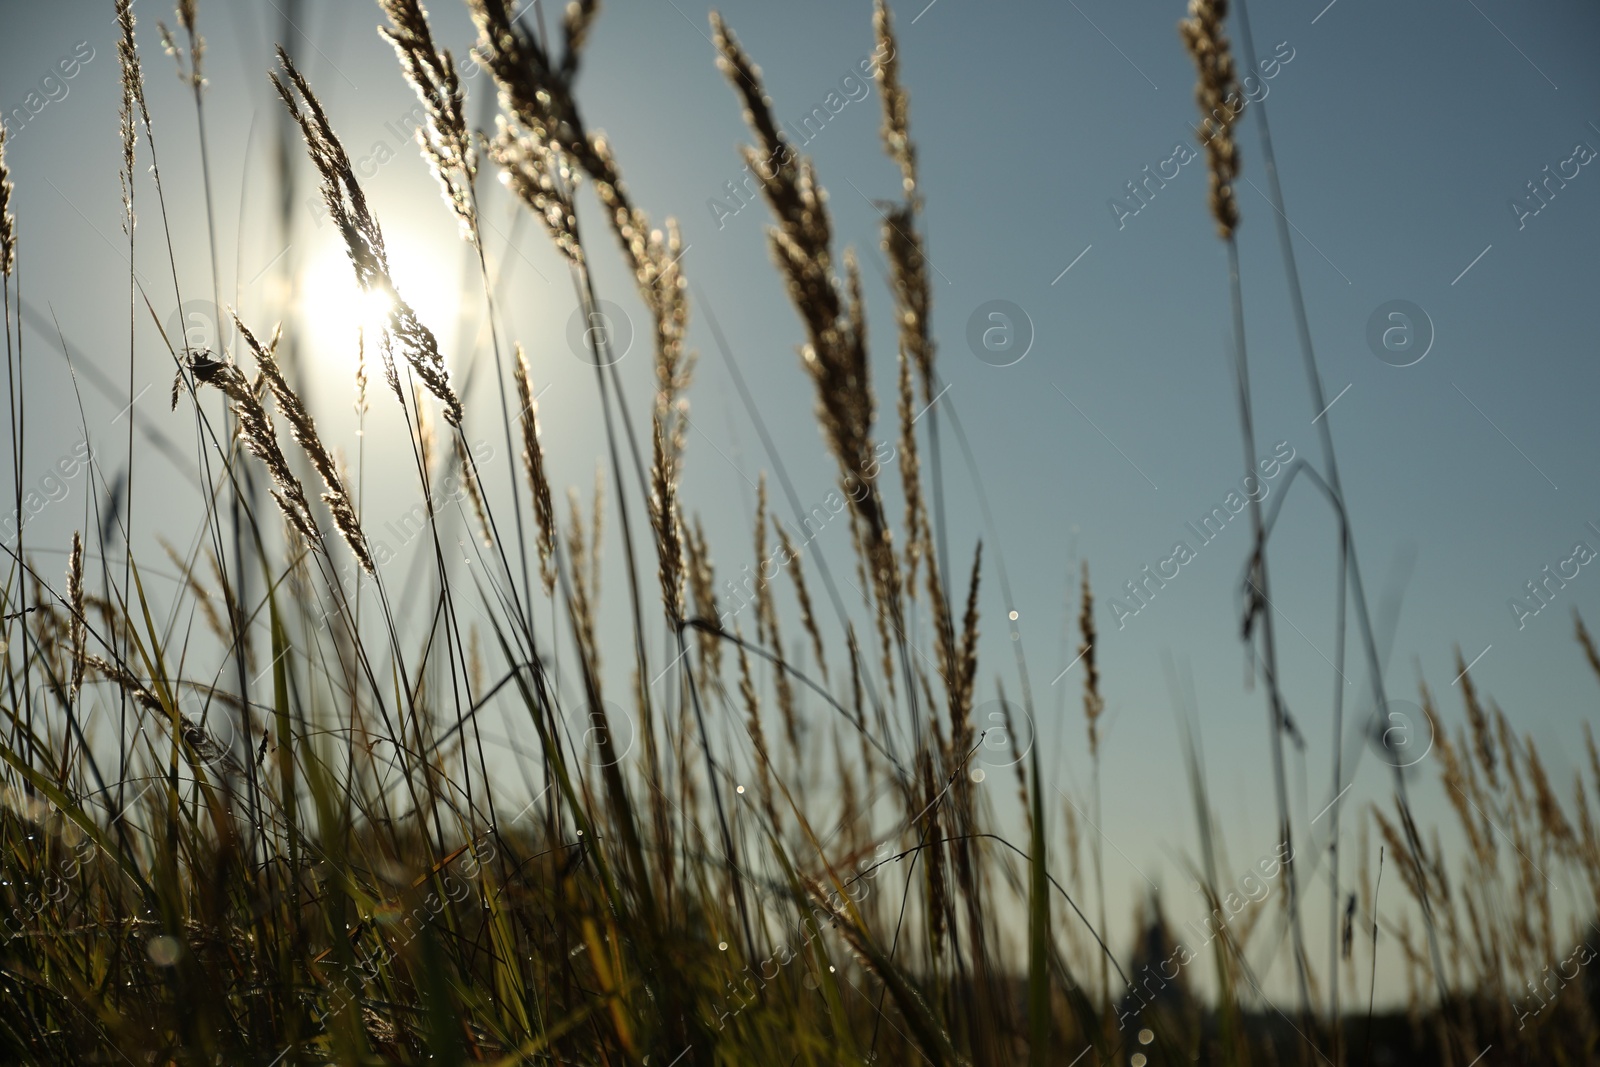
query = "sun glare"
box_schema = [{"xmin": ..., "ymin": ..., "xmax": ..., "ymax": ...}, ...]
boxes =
[{"xmin": 296, "ymin": 235, "xmax": 458, "ymax": 372}]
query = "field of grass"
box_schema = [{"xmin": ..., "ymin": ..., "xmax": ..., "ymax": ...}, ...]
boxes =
[{"xmin": 0, "ymin": 1, "xmax": 1597, "ymax": 1064}]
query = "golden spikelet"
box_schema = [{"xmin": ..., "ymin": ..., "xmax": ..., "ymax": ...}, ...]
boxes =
[
  {"xmin": 649, "ymin": 412, "xmax": 686, "ymax": 622},
  {"xmin": 1430, "ymin": 686, "xmax": 1491, "ymax": 867},
  {"xmin": 512, "ymin": 346, "xmax": 557, "ymax": 594},
  {"xmin": 1525, "ymin": 736, "xmax": 1575, "ymax": 852},
  {"xmin": 884, "ymin": 212, "xmax": 935, "ymax": 403},
  {"xmin": 271, "ymin": 49, "xmax": 462, "ymax": 425},
  {"xmin": 489, "ymin": 121, "xmax": 583, "ymax": 263},
  {"xmin": 235, "ymin": 312, "xmax": 376, "ymax": 573},
  {"xmin": 873, "ymin": 0, "xmax": 941, "ymax": 579},
  {"xmin": 1078, "ymin": 560, "xmax": 1104, "ymax": 759},
  {"xmin": 379, "ymin": 0, "xmax": 477, "ymax": 241},
  {"xmin": 734, "ymin": 621, "xmax": 776, "ymax": 817},
  {"xmin": 953, "ymin": 542, "xmax": 982, "ymax": 735},
  {"xmin": 1178, "ymin": 0, "xmax": 1242, "ymax": 239},
  {"xmin": 85, "ymin": 653, "xmax": 162, "ymax": 713},
  {"xmin": 67, "ymin": 532, "xmax": 84, "ymax": 700},
  {"xmin": 773, "ymin": 519, "xmax": 827, "ymax": 682},
  {"xmin": 185, "ymin": 349, "xmax": 317, "ymax": 544},
  {"xmin": 158, "ymin": 0, "xmax": 204, "ymax": 90},
  {"xmin": 895, "ymin": 341, "xmax": 926, "ymax": 598},
  {"xmin": 583, "ymin": 136, "xmax": 695, "ymax": 418},
  {"xmin": 872, "ymin": 0, "xmax": 914, "ymax": 198},
  {"xmin": 469, "ymin": 0, "xmax": 695, "ymax": 420},
  {"xmin": 1495, "ymin": 704, "xmax": 1526, "ymax": 808},
  {"xmin": 0, "ymin": 121, "xmax": 15, "ymax": 276},
  {"xmin": 711, "ymin": 16, "xmax": 903, "ymax": 663},
  {"xmin": 1373, "ymin": 806, "xmax": 1426, "ymax": 910}
]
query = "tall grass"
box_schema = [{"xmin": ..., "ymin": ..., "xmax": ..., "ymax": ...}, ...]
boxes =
[{"xmin": 0, "ymin": 1, "xmax": 1597, "ymax": 1065}]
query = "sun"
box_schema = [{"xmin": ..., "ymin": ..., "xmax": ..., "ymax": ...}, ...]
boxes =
[{"xmin": 296, "ymin": 233, "xmax": 459, "ymax": 371}]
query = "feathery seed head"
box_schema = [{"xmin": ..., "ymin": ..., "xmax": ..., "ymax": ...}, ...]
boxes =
[
  {"xmin": 379, "ymin": 0, "xmax": 478, "ymax": 241},
  {"xmin": 1179, "ymin": 0, "xmax": 1242, "ymax": 238},
  {"xmin": 0, "ymin": 122, "xmax": 15, "ymax": 276},
  {"xmin": 513, "ymin": 345, "xmax": 559, "ymax": 595},
  {"xmin": 272, "ymin": 48, "xmax": 462, "ymax": 425}
]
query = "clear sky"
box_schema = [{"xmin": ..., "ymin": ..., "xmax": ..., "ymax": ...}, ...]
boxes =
[{"xmin": 3, "ymin": 0, "xmax": 1600, "ymax": 1004}]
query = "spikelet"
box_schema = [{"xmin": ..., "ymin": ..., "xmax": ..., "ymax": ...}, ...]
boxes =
[
  {"xmin": 873, "ymin": 0, "xmax": 915, "ymax": 198},
  {"xmin": 684, "ymin": 515, "xmax": 722, "ymax": 682},
  {"xmin": 649, "ymin": 411, "xmax": 686, "ymax": 622},
  {"xmin": 0, "ymin": 121, "xmax": 15, "ymax": 276},
  {"xmin": 489, "ymin": 121, "xmax": 582, "ymax": 262},
  {"xmin": 469, "ymin": 1, "xmax": 695, "ymax": 422},
  {"xmin": 512, "ymin": 346, "xmax": 557, "ymax": 594},
  {"xmin": 1456, "ymin": 645, "xmax": 1499, "ymax": 790},
  {"xmin": 874, "ymin": 0, "xmax": 940, "ymax": 446},
  {"xmin": 186, "ymin": 349, "xmax": 318, "ymax": 544},
  {"xmin": 235, "ymin": 312, "xmax": 376, "ymax": 573},
  {"xmin": 454, "ymin": 434, "xmax": 493, "ymax": 549},
  {"xmin": 85, "ymin": 654, "xmax": 162, "ymax": 712},
  {"xmin": 566, "ymin": 484, "xmax": 601, "ymax": 685},
  {"xmin": 413, "ymin": 383, "xmax": 436, "ymax": 477},
  {"xmin": 753, "ymin": 475, "xmax": 772, "ymax": 648},
  {"xmin": 895, "ymin": 340, "xmax": 926, "ymax": 597},
  {"xmin": 1525, "ymin": 736, "xmax": 1575, "ymax": 853},
  {"xmin": 589, "ymin": 139, "xmax": 696, "ymax": 420},
  {"xmin": 520, "ymin": 68, "xmax": 701, "ymax": 642},
  {"xmin": 1495, "ymin": 704, "xmax": 1526, "ymax": 808},
  {"xmin": 734, "ymin": 621, "xmax": 776, "ymax": 817},
  {"xmin": 158, "ymin": 0, "xmax": 204, "ymax": 89},
  {"xmin": 354, "ymin": 327, "xmax": 370, "ymax": 419},
  {"xmin": 1078, "ymin": 560, "xmax": 1104, "ymax": 759},
  {"xmin": 115, "ymin": 0, "xmax": 150, "ymax": 237},
  {"xmin": 952, "ymin": 543, "xmax": 982, "ymax": 738},
  {"xmin": 460, "ymin": 0, "xmax": 580, "ymax": 233},
  {"xmin": 1431, "ymin": 686, "xmax": 1491, "ymax": 867},
  {"xmin": 884, "ymin": 209, "xmax": 935, "ymax": 400},
  {"xmin": 67, "ymin": 533, "xmax": 84, "ymax": 699},
  {"xmin": 1178, "ymin": 0, "xmax": 1242, "ymax": 238},
  {"xmin": 271, "ymin": 49, "xmax": 462, "ymax": 425},
  {"xmin": 774, "ymin": 519, "xmax": 827, "ymax": 682},
  {"xmin": 714, "ymin": 16, "xmax": 906, "ymax": 682},
  {"xmin": 379, "ymin": 0, "xmax": 477, "ymax": 241},
  {"xmin": 1373, "ymin": 806, "xmax": 1426, "ymax": 910},
  {"xmin": 753, "ymin": 478, "xmax": 799, "ymax": 755}
]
